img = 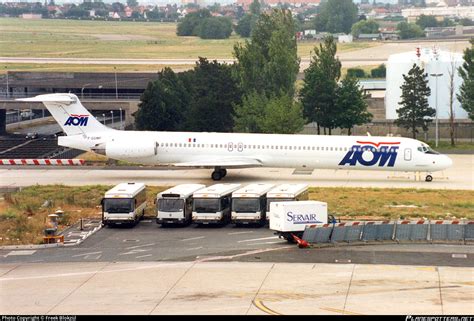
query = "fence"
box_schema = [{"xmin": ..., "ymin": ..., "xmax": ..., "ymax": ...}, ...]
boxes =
[{"xmin": 302, "ymin": 220, "xmax": 473, "ymax": 245}]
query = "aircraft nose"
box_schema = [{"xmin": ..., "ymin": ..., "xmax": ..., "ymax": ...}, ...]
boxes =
[{"xmin": 441, "ymin": 155, "xmax": 453, "ymax": 170}]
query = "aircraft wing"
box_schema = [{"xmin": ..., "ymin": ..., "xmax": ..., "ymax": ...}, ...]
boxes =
[{"xmin": 171, "ymin": 157, "xmax": 263, "ymax": 169}]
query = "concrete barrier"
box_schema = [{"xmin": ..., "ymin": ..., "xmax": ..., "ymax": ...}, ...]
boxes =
[
  {"xmin": 302, "ymin": 224, "xmax": 333, "ymax": 243},
  {"xmin": 465, "ymin": 221, "xmax": 474, "ymax": 243},
  {"xmin": 430, "ymin": 220, "xmax": 464, "ymax": 243},
  {"xmin": 330, "ymin": 222, "xmax": 364, "ymax": 243},
  {"xmin": 395, "ymin": 220, "xmax": 429, "ymax": 242},
  {"xmin": 362, "ymin": 221, "xmax": 396, "ymax": 242}
]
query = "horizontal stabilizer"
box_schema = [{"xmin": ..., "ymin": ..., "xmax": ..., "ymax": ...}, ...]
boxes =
[{"xmin": 16, "ymin": 94, "xmax": 75, "ymax": 104}]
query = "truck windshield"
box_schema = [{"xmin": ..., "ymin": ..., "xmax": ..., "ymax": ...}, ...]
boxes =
[
  {"xmin": 158, "ymin": 198, "xmax": 184, "ymax": 212},
  {"xmin": 232, "ymin": 198, "xmax": 260, "ymax": 212},
  {"xmin": 193, "ymin": 198, "xmax": 220, "ymax": 213},
  {"xmin": 103, "ymin": 198, "xmax": 134, "ymax": 214},
  {"xmin": 266, "ymin": 198, "xmax": 294, "ymax": 211}
]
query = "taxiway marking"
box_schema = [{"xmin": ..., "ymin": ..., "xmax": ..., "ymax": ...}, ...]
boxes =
[
  {"xmin": 181, "ymin": 236, "xmax": 205, "ymax": 242},
  {"xmin": 228, "ymin": 231, "xmax": 254, "ymax": 235},
  {"xmin": 125, "ymin": 243, "xmax": 156, "ymax": 250},
  {"xmin": 238, "ymin": 236, "xmax": 279, "ymax": 243}
]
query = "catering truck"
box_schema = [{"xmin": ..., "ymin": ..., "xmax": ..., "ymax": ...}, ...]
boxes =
[
  {"xmin": 231, "ymin": 183, "xmax": 274, "ymax": 225},
  {"xmin": 192, "ymin": 183, "xmax": 241, "ymax": 225},
  {"xmin": 269, "ymin": 201, "xmax": 328, "ymax": 242},
  {"xmin": 102, "ymin": 182, "xmax": 147, "ymax": 227},
  {"xmin": 156, "ymin": 184, "xmax": 206, "ymax": 225}
]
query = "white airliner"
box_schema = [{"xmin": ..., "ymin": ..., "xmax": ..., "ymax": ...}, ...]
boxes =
[{"xmin": 18, "ymin": 93, "xmax": 452, "ymax": 181}]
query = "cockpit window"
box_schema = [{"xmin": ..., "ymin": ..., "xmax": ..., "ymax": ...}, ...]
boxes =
[{"xmin": 418, "ymin": 145, "xmax": 439, "ymax": 155}]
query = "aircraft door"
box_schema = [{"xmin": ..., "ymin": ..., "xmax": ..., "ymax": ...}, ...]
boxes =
[
  {"xmin": 237, "ymin": 142, "xmax": 243, "ymax": 152},
  {"xmin": 228, "ymin": 142, "xmax": 234, "ymax": 152},
  {"xmin": 404, "ymin": 148, "xmax": 412, "ymax": 161}
]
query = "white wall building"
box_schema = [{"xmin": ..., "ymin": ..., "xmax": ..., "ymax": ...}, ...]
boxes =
[
  {"xmin": 401, "ymin": 7, "xmax": 474, "ymax": 22},
  {"xmin": 385, "ymin": 47, "xmax": 468, "ymax": 120}
]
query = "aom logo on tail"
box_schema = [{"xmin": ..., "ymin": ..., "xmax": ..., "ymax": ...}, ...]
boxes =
[
  {"xmin": 64, "ymin": 114, "xmax": 89, "ymax": 126},
  {"xmin": 339, "ymin": 141, "xmax": 400, "ymax": 167}
]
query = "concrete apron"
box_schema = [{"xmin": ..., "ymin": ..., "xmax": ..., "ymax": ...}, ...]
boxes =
[{"xmin": 0, "ymin": 261, "xmax": 473, "ymax": 315}]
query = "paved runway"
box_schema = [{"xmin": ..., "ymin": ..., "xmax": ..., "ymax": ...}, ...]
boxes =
[
  {"xmin": 0, "ymin": 261, "xmax": 473, "ymax": 315},
  {"xmin": 1, "ymin": 154, "xmax": 472, "ymax": 189}
]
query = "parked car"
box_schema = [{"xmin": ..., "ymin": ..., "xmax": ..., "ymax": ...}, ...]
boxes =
[{"xmin": 25, "ymin": 132, "xmax": 38, "ymax": 139}]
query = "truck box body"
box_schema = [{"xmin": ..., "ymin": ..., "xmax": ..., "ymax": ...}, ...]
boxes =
[{"xmin": 269, "ymin": 201, "xmax": 328, "ymax": 233}]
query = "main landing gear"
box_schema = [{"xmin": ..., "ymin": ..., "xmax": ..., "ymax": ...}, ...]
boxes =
[
  {"xmin": 211, "ymin": 167, "xmax": 227, "ymax": 181},
  {"xmin": 425, "ymin": 174, "xmax": 433, "ymax": 182}
]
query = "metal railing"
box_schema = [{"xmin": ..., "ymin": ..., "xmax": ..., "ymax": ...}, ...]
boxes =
[{"xmin": 1, "ymin": 92, "xmax": 142, "ymax": 100}]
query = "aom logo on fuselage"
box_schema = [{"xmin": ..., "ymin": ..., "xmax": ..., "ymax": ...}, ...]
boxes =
[
  {"xmin": 339, "ymin": 141, "xmax": 400, "ymax": 167},
  {"xmin": 64, "ymin": 114, "xmax": 89, "ymax": 126}
]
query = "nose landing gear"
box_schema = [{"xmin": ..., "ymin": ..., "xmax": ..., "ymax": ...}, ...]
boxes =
[
  {"xmin": 425, "ymin": 174, "xmax": 433, "ymax": 182},
  {"xmin": 211, "ymin": 167, "xmax": 227, "ymax": 181}
]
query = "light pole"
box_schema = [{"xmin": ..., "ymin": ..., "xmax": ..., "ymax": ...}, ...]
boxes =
[
  {"xmin": 114, "ymin": 67, "xmax": 118, "ymax": 99},
  {"xmin": 5, "ymin": 67, "xmax": 8, "ymax": 99},
  {"xmin": 81, "ymin": 83, "xmax": 91, "ymax": 99},
  {"xmin": 119, "ymin": 107, "xmax": 122, "ymax": 130},
  {"xmin": 430, "ymin": 72, "xmax": 443, "ymax": 148},
  {"xmin": 102, "ymin": 113, "xmax": 106, "ymax": 125},
  {"xmin": 110, "ymin": 110, "xmax": 114, "ymax": 126}
]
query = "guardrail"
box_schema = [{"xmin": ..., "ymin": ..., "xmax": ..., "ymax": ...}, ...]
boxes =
[
  {"xmin": 302, "ymin": 220, "xmax": 474, "ymax": 246},
  {"xmin": 2, "ymin": 92, "xmax": 142, "ymax": 100}
]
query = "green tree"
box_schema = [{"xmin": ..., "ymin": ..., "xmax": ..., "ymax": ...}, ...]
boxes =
[
  {"xmin": 415, "ymin": 14, "xmax": 438, "ymax": 29},
  {"xmin": 135, "ymin": 68, "xmax": 189, "ymax": 131},
  {"xmin": 185, "ymin": 58, "xmax": 241, "ymax": 132},
  {"xmin": 260, "ymin": 94, "xmax": 305, "ymax": 134},
  {"xmin": 395, "ymin": 64, "xmax": 435, "ymax": 139},
  {"xmin": 371, "ymin": 63, "xmax": 386, "ymax": 78},
  {"xmin": 233, "ymin": 91, "xmax": 267, "ymax": 133},
  {"xmin": 313, "ymin": 0, "xmax": 358, "ymax": 34},
  {"xmin": 335, "ymin": 76, "xmax": 372, "ymax": 135},
  {"xmin": 126, "ymin": 0, "xmax": 138, "ymax": 7},
  {"xmin": 300, "ymin": 35, "xmax": 341, "ymax": 134},
  {"xmin": 235, "ymin": 13, "xmax": 258, "ymax": 37},
  {"xmin": 457, "ymin": 39, "xmax": 474, "ymax": 121},
  {"xmin": 351, "ymin": 19, "xmax": 380, "ymax": 38},
  {"xmin": 249, "ymin": 0, "xmax": 261, "ymax": 15},
  {"xmin": 198, "ymin": 17, "xmax": 232, "ymax": 39},
  {"xmin": 233, "ymin": 92, "xmax": 305, "ymax": 134},
  {"xmin": 233, "ymin": 9, "xmax": 299, "ymax": 98},
  {"xmin": 347, "ymin": 67, "xmax": 366, "ymax": 78},
  {"xmin": 397, "ymin": 22, "xmax": 425, "ymax": 39},
  {"xmin": 176, "ymin": 9, "xmax": 211, "ymax": 36}
]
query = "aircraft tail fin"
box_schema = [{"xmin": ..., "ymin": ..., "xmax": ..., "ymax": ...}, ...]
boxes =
[{"xmin": 17, "ymin": 93, "xmax": 111, "ymax": 136}]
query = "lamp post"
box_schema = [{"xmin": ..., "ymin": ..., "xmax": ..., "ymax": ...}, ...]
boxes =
[
  {"xmin": 81, "ymin": 83, "xmax": 91, "ymax": 99},
  {"xmin": 102, "ymin": 113, "xmax": 106, "ymax": 125},
  {"xmin": 119, "ymin": 107, "xmax": 122, "ymax": 130},
  {"xmin": 5, "ymin": 67, "xmax": 9, "ymax": 99},
  {"xmin": 114, "ymin": 67, "xmax": 118, "ymax": 99},
  {"xmin": 430, "ymin": 72, "xmax": 443, "ymax": 148},
  {"xmin": 110, "ymin": 110, "xmax": 114, "ymax": 126}
]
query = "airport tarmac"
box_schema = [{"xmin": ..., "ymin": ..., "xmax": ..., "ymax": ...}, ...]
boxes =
[
  {"xmin": 1, "ymin": 154, "xmax": 472, "ymax": 189},
  {"xmin": 0, "ymin": 260, "xmax": 473, "ymax": 315}
]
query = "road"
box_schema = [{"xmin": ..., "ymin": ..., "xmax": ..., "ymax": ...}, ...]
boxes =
[
  {"xmin": 1, "ymin": 154, "xmax": 472, "ymax": 190},
  {"xmin": 1, "ymin": 221, "xmax": 473, "ymax": 315}
]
